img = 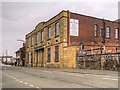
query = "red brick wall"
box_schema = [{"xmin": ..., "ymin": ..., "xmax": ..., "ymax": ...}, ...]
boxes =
[
  {"xmin": 70, "ymin": 13, "xmax": 95, "ymax": 45},
  {"xmin": 69, "ymin": 12, "xmax": 120, "ymax": 52}
]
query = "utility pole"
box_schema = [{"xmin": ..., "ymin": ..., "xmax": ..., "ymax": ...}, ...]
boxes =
[
  {"xmin": 102, "ymin": 19, "xmax": 106, "ymax": 54},
  {"xmin": 100, "ymin": 19, "xmax": 106, "ymax": 70},
  {"xmin": 6, "ymin": 49, "xmax": 8, "ymax": 64}
]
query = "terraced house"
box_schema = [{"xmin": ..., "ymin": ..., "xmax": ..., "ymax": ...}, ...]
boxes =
[{"xmin": 25, "ymin": 10, "xmax": 120, "ymax": 68}]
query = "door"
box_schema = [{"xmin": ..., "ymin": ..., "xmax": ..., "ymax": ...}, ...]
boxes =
[
  {"xmin": 36, "ymin": 50, "xmax": 38, "ymax": 67},
  {"xmin": 41, "ymin": 49, "xmax": 44, "ymax": 67}
]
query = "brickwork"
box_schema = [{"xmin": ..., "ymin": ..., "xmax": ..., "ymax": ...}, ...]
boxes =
[
  {"xmin": 70, "ymin": 12, "xmax": 120, "ymax": 54},
  {"xmin": 25, "ymin": 10, "xmax": 120, "ymax": 68}
]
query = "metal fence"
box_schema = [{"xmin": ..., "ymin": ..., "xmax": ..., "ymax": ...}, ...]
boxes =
[{"xmin": 76, "ymin": 53, "xmax": 120, "ymax": 71}]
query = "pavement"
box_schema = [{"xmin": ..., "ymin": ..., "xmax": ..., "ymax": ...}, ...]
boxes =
[
  {"xmin": 28, "ymin": 67, "xmax": 119, "ymax": 77},
  {"xmin": 1, "ymin": 63, "xmax": 119, "ymax": 76}
]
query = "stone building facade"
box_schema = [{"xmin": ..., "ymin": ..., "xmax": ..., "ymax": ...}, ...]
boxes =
[{"xmin": 25, "ymin": 10, "xmax": 120, "ymax": 68}]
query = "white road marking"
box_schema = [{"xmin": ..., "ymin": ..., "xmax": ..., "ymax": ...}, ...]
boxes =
[
  {"xmin": 111, "ymin": 79, "xmax": 118, "ymax": 81},
  {"xmin": 92, "ymin": 75, "xmax": 100, "ymax": 77},
  {"xmin": 104, "ymin": 76, "xmax": 111, "ymax": 78},
  {"xmin": 3, "ymin": 73, "xmax": 37, "ymax": 88},
  {"xmin": 24, "ymin": 82, "xmax": 28, "ymax": 85},
  {"xmin": 36, "ymin": 87, "xmax": 39, "ymax": 88},
  {"xmin": 22, "ymin": 68, "xmax": 25, "ymax": 69},
  {"xmin": 19, "ymin": 81, "xmax": 23, "ymax": 83},
  {"xmin": 58, "ymin": 72, "xmax": 83, "ymax": 77},
  {"xmin": 70, "ymin": 73, "xmax": 84, "ymax": 77},
  {"xmin": 29, "ymin": 84, "xmax": 34, "ymax": 87},
  {"xmin": 102, "ymin": 77, "xmax": 118, "ymax": 81},
  {"xmin": 43, "ymin": 70, "xmax": 52, "ymax": 73}
]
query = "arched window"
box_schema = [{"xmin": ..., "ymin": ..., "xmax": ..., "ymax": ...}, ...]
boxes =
[{"xmin": 115, "ymin": 28, "xmax": 119, "ymax": 39}]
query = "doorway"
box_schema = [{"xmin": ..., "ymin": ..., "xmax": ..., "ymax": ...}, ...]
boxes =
[
  {"xmin": 35, "ymin": 48, "xmax": 44, "ymax": 67},
  {"xmin": 41, "ymin": 49, "xmax": 44, "ymax": 67}
]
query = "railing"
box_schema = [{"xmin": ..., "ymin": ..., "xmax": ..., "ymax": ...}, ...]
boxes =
[{"xmin": 76, "ymin": 53, "xmax": 120, "ymax": 71}]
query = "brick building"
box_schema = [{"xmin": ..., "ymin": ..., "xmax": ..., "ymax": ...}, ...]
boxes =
[
  {"xmin": 25, "ymin": 10, "xmax": 120, "ymax": 68},
  {"xmin": 16, "ymin": 43, "xmax": 25, "ymax": 66}
]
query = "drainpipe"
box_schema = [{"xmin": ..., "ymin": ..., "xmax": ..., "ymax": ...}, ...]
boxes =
[{"xmin": 67, "ymin": 10, "xmax": 70, "ymax": 45}]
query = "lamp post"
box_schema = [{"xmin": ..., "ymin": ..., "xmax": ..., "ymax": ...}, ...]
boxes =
[{"xmin": 17, "ymin": 39, "xmax": 25, "ymax": 43}]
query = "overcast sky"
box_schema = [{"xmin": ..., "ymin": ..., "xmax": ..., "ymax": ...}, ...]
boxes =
[{"xmin": 1, "ymin": 0, "xmax": 120, "ymax": 57}]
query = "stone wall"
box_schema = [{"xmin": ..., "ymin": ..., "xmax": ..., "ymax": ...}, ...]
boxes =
[
  {"xmin": 76, "ymin": 53, "xmax": 120, "ymax": 71},
  {"xmin": 62, "ymin": 46, "xmax": 78, "ymax": 68}
]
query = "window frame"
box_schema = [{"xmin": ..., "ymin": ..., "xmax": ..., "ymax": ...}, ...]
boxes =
[
  {"xmin": 36, "ymin": 33, "xmax": 38, "ymax": 44},
  {"xmin": 29, "ymin": 38, "xmax": 31, "ymax": 47},
  {"xmin": 47, "ymin": 48, "xmax": 51, "ymax": 62},
  {"xmin": 48, "ymin": 27, "xmax": 51, "ymax": 40},
  {"xmin": 106, "ymin": 26, "xmax": 111, "ymax": 39},
  {"xmin": 55, "ymin": 22, "xmax": 59, "ymax": 37},
  {"xmin": 41, "ymin": 30, "xmax": 44, "ymax": 42},
  {"xmin": 55, "ymin": 45, "xmax": 59, "ymax": 62},
  {"xmin": 31, "ymin": 36, "xmax": 34, "ymax": 46},
  {"xmin": 100, "ymin": 27, "xmax": 103, "ymax": 37},
  {"xmin": 115, "ymin": 28, "xmax": 119, "ymax": 40},
  {"xmin": 94, "ymin": 24, "xmax": 98, "ymax": 38}
]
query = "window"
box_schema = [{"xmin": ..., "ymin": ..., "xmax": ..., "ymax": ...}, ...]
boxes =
[
  {"xmin": 41, "ymin": 30, "xmax": 44, "ymax": 42},
  {"xmin": 100, "ymin": 27, "xmax": 103, "ymax": 37},
  {"xmin": 27, "ymin": 39, "xmax": 29, "ymax": 47},
  {"xmin": 28, "ymin": 52, "xmax": 31, "ymax": 64},
  {"xmin": 47, "ymin": 48, "xmax": 51, "ymax": 61},
  {"xmin": 115, "ymin": 28, "xmax": 119, "ymax": 39},
  {"xmin": 31, "ymin": 36, "xmax": 34, "ymax": 46},
  {"xmin": 29, "ymin": 38, "xmax": 31, "ymax": 47},
  {"xmin": 55, "ymin": 45, "xmax": 59, "ymax": 61},
  {"xmin": 106, "ymin": 27, "xmax": 110, "ymax": 38},
  {"xmin": 55, "ymin": 22, "xmax": 59, "ymax": 36},
  {"xmin": 48, "ymin": 27, "xmax": 51, "ymax": 39},
  {"xmin": 94, "ymin": 24, "xmax": 98, "ymax": 37},
  {"xmin": 70, "ymin": 19, "xmax": 79, "ymax": 36},
  {"xmin": 36, "ymin": 33, "xmax": 38, "ymax": 44}
]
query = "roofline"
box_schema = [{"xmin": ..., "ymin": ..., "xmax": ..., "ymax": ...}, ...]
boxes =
[
  {"xmin": 70, "ymin": 11, "xmax": 120, "ymax": 24},
  {"xmin": 26, "ymin": 10, "xmax": 68, "ymax": 38},
  {"xmin": 26, "ymin": 10, "xmax": 120, "ymax": 38}
]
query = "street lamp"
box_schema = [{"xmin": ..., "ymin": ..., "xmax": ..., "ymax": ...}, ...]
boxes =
[{"xmin": 17, "ymin": 39, "xmax": 25, "ymax": 42}]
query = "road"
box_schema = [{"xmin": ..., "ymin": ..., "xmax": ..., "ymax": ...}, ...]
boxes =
[{"xmin": 1, "ymin": 64, "xmax": 119, "ymax": 89}]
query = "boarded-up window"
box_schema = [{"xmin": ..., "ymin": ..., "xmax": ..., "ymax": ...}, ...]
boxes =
[
  {"xmin": 70, "ymin": 19, "xmax": 79, "ymax": 36},
  {"xmin": 55, "ymin": 45, "xmax": 59, "ymax": 61},
  {"xmin": 48, "ymin": 48, "xmax": 51, "ymax": 61}
]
